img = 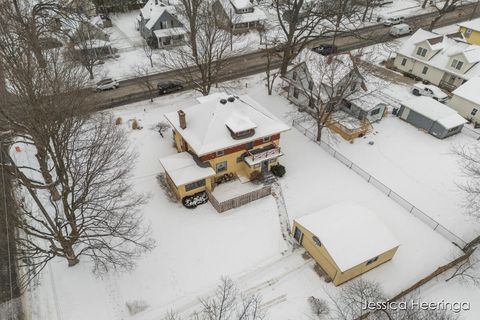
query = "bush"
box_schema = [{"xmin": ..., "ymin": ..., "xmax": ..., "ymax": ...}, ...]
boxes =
[
  {"xmin": 271, "ymin": 164, "xmax": 286, "ymax": 177},
  {"xmin": 132, "ymin": 119, "xmax": 141, "ymax": 130},
  {"xmin": 182, "ymin": 191, "xmax": 208, "ymax": 209},
  {"xmin": 249, "ymin": 170, "xmax": 263, "ymax": 182},
  {"xmin": 115, "ymin": 117, "xmax": 123, "ymax": 125}
]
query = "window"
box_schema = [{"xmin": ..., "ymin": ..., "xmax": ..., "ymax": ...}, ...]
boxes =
[
  {"xmin": 421, "ymin": 66, "xmax": 428, "ymax": 75},
  {"xmin": 370, "ymin": 108, "xmax": 381, "ymax": 116},
  {"xmin": 465, "ymin": 28, "xmax": 473, "ymax": 37},
  {"xmin": 308, "ymin": 80, "xmax": 314, "ymax": 90},
  {"xmin": 246, "ymin": 141, "xmax": 253, "ymax": 150},
  {"xmin": 292, "ymin": 71, "xmax": 298, "ymax": 80},
  {"xmin": 216, "ymin": 161, "xmax": 227, "ymax": 173},
  {"xmin": 312, "ymin": 236, "xmax": 322, "ymax": 246},
  {"xmin": 471, "ymin": 108, "xmax": 478, "ymax": 116},
  {"xmin": 366, "ymin": 256, "xmax": 379, "ymax": 265},
  {"xmin": 451, "ymin": 59, "xmax": 464, "ymax": 70},
  {"xmin": 262, "ymin": 136, "xmax": 271, "ymax": 143},
  {"xmin": 185, "ymin": 179, "xmax": 205, "ymax": 192},
  {"xmin": 216, "ymin": 150, "xmax": 224, "ymax": 157},
  {"xmin": 293, "ymin": 87, "xmax": 299, "ymax": 99},
  {"xmin": 293, "ymin": 227, "xmax": 303, "ymax": 243},
  {"xmin": 401, "ymin": 58, "xmax": 407, "ymax": 66},
  {"xmin": 416, "ymin": 47, "xmax": 427, "ymax": 57}
]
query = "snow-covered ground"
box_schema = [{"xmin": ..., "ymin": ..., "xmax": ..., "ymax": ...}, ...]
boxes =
[{"xmin": 26, "ymin": 71, "xmax": 480, "ymax": 319}]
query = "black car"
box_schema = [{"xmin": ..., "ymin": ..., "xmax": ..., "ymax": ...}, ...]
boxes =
[
  {"xmin": 312, "ymin": 44, "xmax": 338, "ymax": 56},
  {"xmin": 157, "ymin": 81, "xmax": 183, "ymax": 95}
]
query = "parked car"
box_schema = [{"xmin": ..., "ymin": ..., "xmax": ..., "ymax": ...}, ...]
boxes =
[
  {"xmin": 389, "ymin": 23, "xmax": 412, "ymax": 37},
  {"xmin": 312, "ymin": 44, "xmax": 338, "ymax": 56},
  {"xmin": 158, "ymin": 81, "xmax": 183, "ymax": 95},
  {"xmin": 95, "ymin": 78, "xmax": 119, "ymax": 91},
  {"xmin": 383, "ymin": 16, "xmax": 405, "ymax": 26},
  {"xmin": 411, "ymin": 82, "xmax": 448, "ymax": 102}
]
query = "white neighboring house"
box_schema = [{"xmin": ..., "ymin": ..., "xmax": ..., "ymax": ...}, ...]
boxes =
[
  {"xmin": 449, "ymin": 76, "xmax": 480, "ymax": 123},
  {"xmin": 136, "ymin": 0, "xmax": 186, "ymax": 48},
  {"xmin": 212, "ymin": 0, "xmax": 267, "ymax": 33},
  {"xmin": 283, "ymin": 49, "xmax": 388, "ymax": 124},
  {"xmin": 394, "ymin": 28, "xmax": 480, "ymax": 92}
]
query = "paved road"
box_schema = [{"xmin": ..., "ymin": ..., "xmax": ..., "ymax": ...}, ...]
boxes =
[{"xmin": 94, "ymin": 2, "xmax": 480, "ymax": 109}]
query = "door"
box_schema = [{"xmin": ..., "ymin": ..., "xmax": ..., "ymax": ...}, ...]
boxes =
[
  {"xmin": 293, "ymin": 227, "xmax": 303, "ymax": 244},
  {"xmin": 261, "ymin": 160, "xmax": 269, "ymax": 174}
]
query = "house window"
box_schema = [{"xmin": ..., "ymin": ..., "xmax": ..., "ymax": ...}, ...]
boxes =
[
  {"xmin": 370, "ymin": 108, "xmax": 381, "ymax": 116},
  {"xmin": 312, "ymin": 236, "xmax": 322, "ymax": 247},
  {"xmin": 451, "ymin": 59, "xmax": 464, "ymax": 70},
  {"xmin": 416, "ymin": 47, "xmax": 427, "ymax": 57},
  {"xmin": 401, "ymin": 58, "xmax": 407, "ymax": 66},
  {"xmin": 246, "ymin": 141, "xmax": 253, "ymax": 150},
  {"xmin": 292, "ymin": 71, "xmax": 298, "ymax": 80},
  {"xmin": 293, "ymin": 87, "xmax": 299, "ymax": 99},
  {"xmin": 471, "ymin": 108, "xmax": 478, "ymax": 116},
  {"xmin": 185, "ymin": 179, "xmax": 205, "ymax": 192},
  {"xmin": 421, "ymin": 66, "xmax": 428, "ymax": 75},
  {"xmin": 216, "ymin": 150, "xmax": 224, "ymax": 157},
  {"xmin": 465, "ymin": 28, "xmax": 473, "ymax": 37},
  {"xmin": 262, "ymin": 136, "xmax": 271, "ymax": 143},
  {"xmin": 366, "ymin": 256, "xmax": 379, "ymax": 265},
  {"xmin": 216, "ymin": 161, "xmax": 227, "ymax": 173},
  {"xmin": 308, "ymin": 80, "xmax": 314, "ymax": 90}
]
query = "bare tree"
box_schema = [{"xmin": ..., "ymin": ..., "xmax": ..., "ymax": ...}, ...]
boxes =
[
  {"xmin": 454, "ymin": 144, "xmax": 480, "ymax": 220},
  {"xmin": 143, "ymin": 38, "xmax": 155, "ymax": 68},
  {"xmin": 164, "ymin": 1, "xmax": 236, "ymax": 95},
  {"xmin": 264, "ymin": 37, "xmax": 281, "ymax": 96},
  {"xmin": 427, "ymin": 0, "xmax": 461, "ymax": 31},
  {"xmin": 134, "ymin": 63, "xmax": 157, "ymax": 102},
  {"xmin": 0, "ymin": 1, "xmax": 153, "ymax": 287},
  {"xmin": 289, "ymin": 49, "xmax": 384, "ymax": 142},
  {"xmin": 165, "ymin": 278, "xmax": 265, "ymax": 320},
  {"xmin": 445, "ymin": 248, "xmax": 480, "ymax": 286}
]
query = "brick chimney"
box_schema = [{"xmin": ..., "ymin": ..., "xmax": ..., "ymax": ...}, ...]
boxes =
[{"xmin": 178, "ymin": 110, "xmax": 186, "ymax": 129}]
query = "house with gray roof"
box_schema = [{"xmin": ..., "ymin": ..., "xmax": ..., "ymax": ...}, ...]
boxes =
[{"xmin": 136, "ymin": 0, "xmax": 186, "ymax": 48}]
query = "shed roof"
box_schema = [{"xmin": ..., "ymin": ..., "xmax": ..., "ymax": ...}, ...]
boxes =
[
  {"xmin": 164, "ymin": 93, "xmax": 290, "ymax": 156},
  {"xmin": 402, "ymin": 96, "xmax": 466, "ymax": 128},
  {"xmin": 295, "ymin": 203, "xmax": 399, "ymax": 272},
  {"xmin": 458, "ymin": 18, "xmax": 480, "ymax": 32},
  {"xmin": 218, "ymin": 0, "xmax": 266, "ymax": 23},
  {"xmin": 452, "ymin": 76, "xmax": 480, "ymax": 105},
  {"xmin": 159, "ymin": 152, "xmax": 215, "ymax": 186}
]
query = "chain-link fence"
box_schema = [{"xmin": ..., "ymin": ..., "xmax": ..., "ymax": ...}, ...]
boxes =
[{"xmin": 292, "ymin": 119, "xmax": 468, "ymax": 250}]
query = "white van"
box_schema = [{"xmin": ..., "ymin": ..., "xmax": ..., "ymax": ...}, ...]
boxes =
[
  {"xmin": 383, "ymin": 16, "xmax": 405, "ymax": 26},
  {"xmin": 389, "ymin": 23, "xmax": 412, "ymax": 37}
]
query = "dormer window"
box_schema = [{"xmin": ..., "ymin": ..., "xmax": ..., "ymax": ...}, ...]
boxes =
[
  {"xmin": 416, "ymin": 47, "xmax": 427, "ymax": 57},
  {"xmin": 451, "ymin": 59, "xmax": 464, "ymax": 70}
]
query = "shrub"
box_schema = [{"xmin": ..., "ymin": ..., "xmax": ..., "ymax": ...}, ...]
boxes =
[
  {"xmin": 132, "ymin": 119, "xmax": 141, "ymax": 130},
  {"xmin": 182, "ymin": 191, "xmax": 208, "ymax": 209},
  {"xmin": 271, "ymin": 164, "xmax": 286, "ymax": 177},
  {"xmin": 115, "ymin": 117, "xmax": 123, "ymax": 125},
  {"xmin": 249, "ymin": 170, "xmax": 263, "ymax": 182}
]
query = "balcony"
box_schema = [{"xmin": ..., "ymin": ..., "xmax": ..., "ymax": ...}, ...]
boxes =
[{"xmin": 244, "ymin": 144, "xmax": 283, "ymax": 166}]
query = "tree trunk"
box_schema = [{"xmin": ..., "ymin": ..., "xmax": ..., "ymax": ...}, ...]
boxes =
[
  {"xmin": 35, "ymin": 146, "xmax": 61, "ymax": 201},
  {"xmin": 316, "ymin": 122, "xmax": 323, "ymax": 142},
  {"xmin": 63, "ymin": 243, "xmax": 79, "ymax": 267},
  {"xmin": 422, "ymin": 0, "xmax": 429, "ymax": 9}
]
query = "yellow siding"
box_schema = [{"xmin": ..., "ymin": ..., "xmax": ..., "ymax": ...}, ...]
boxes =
[
  {"xmin": 459, "ymin": 26, "xmax": 480, "ymax": 45},
  {"xmin": 292, "ymin": 221, "xmax": 399, "ymax": 286},
  {"xmin": 176, "ymin": 177, "xmax": 214, "ymax": 199}
]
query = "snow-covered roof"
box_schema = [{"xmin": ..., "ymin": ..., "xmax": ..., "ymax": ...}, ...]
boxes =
[
  {"xmin": 452, "ymin": 76, "xmax": 480, "ymax": 105},
  {"xmin": 159, "ymin": 152, "xmax": 215, "ymax": 186},
  {"xmin": 402, "ymin": 97, "xmax": 466, "ymax": 129},
  {"xmin": 292, "ymin": 49, "xmax": 359, "ymax": 88},
  {"xmin": 458, "ymin": 18, "xmax": 480, "ymax": 32},
  {"xmin": 231, "ymin": 0, "xmax": 252, "ymax": 10},
  {"xmin": 295, "ymin": 203, "xmax": 400, "ymax": 272},
  {"xmin": 225, "ymin": 113, "xmax": 257, "ymax": 133},
  {"xmin": 218, "ymin": 0, "xmax": 266, "ymax": 23},
  {"xmin": 140, "ymin": 0, "xmax": 176, "ymax": 30},
  {"xmin": 164, "ymin": 93, "xmax": 290, "ymax": 156},
  {"xmin": 153, "ymin": 27, "xmax": 186, "ymax": 38},
  {"xmin": 397, "ymin": 29, "xmax": 480, "ymax": 81}
]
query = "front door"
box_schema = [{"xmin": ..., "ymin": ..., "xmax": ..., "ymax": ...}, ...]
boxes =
[{"xmin": 261, "ymin": 160, "xmax": 269, "ymax": 174}]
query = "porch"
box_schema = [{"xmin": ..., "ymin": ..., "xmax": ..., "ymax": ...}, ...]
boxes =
[
  {"xmin": 154, "ymin": 28, "xmax": 186, "ymax": 48},
  {"xmin": 327, "ymin": 111, "xmax": 372, "ymax": 141}
]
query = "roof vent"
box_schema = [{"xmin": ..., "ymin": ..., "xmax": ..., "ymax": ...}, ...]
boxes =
[
  {"xmin": 220, "ymin": 99, "xmax": 227, "ymax": 104},
  {"xmin": 227, "ymin": 96, "xmax": 235, "ymax": 103}
]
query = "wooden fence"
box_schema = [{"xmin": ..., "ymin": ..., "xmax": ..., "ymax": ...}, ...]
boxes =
[{"xmin": 206, "ymin": 185, "xmax": 272, "ymax": 213}]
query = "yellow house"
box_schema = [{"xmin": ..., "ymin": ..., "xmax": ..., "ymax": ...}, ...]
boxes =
[
  {"xmin": 459, "ymin": 18, "xmax": 480, "ymax": 45},
  {"xmin": 161, "ymin": 93, "xmax": 290, "ymax": 200},
  {"xmin": 292, "ymin": 203, "xmax": 400, "ymax": 286}
]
